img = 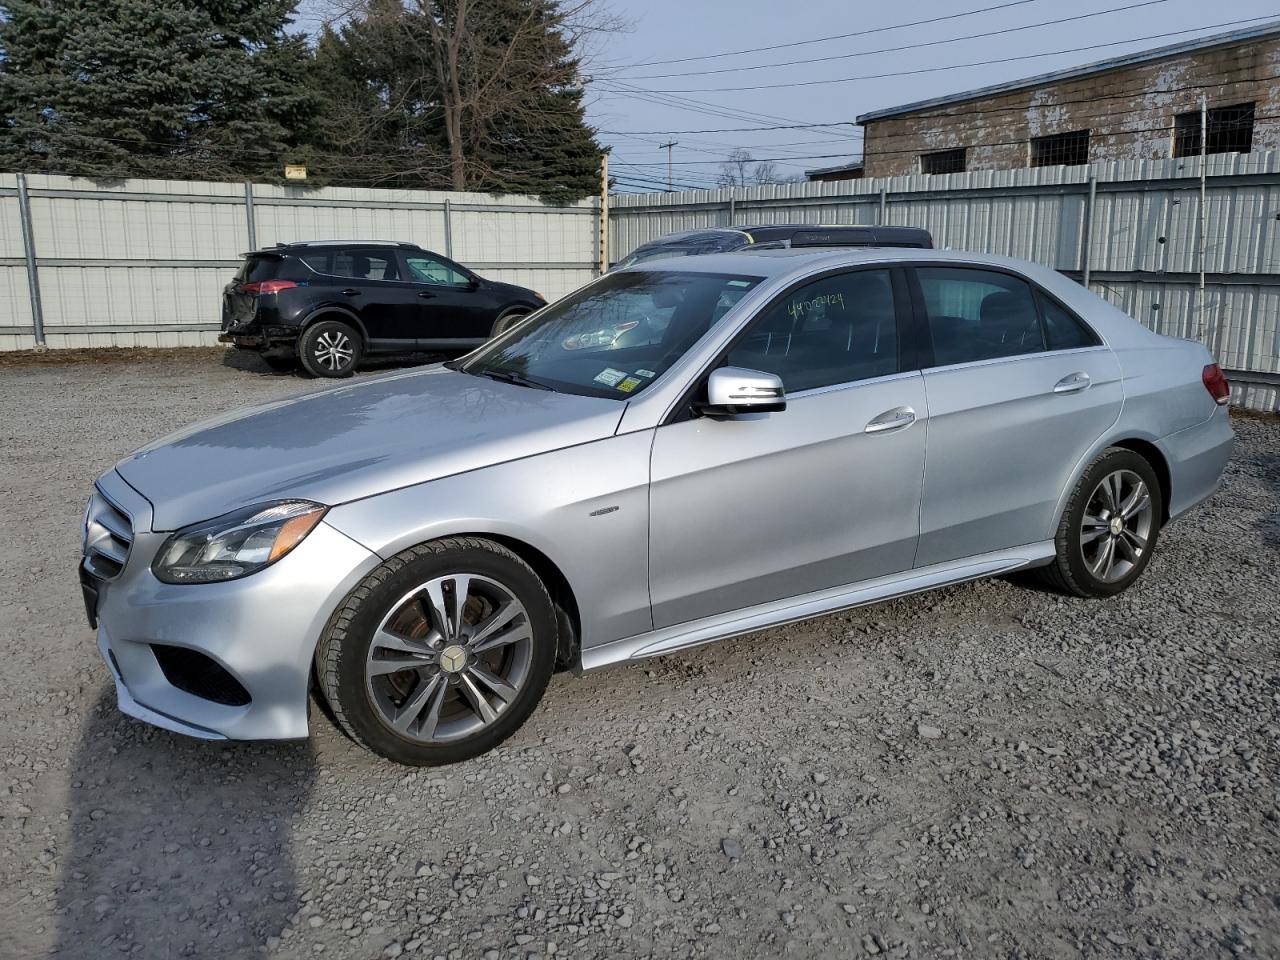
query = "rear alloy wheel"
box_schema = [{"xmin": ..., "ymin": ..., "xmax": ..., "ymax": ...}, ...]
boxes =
[
  {"xmin": 316, "ymin": 538, "xmax": 557, "ymax": 765},
  {"xmin": 1039, "ymin": 447, "xmax": 1163, "ymax": 598},
  {"xmin": 299, "ymin": 320, "xmax": 362, "ymax": 378}
]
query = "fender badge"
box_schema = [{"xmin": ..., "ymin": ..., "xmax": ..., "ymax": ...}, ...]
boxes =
[{"xmin": 589, "ymin": 505, "xmax": 619, "ymax": 517}]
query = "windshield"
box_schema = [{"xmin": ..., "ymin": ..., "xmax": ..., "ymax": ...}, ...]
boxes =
[{"xmin": 460, "ymin": 270, "xmax": 761, "ymax": 399}]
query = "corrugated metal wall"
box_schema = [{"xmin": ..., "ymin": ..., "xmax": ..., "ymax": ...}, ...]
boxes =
[
  {"xmin": 611, "ymin": 152, "xmax": 1280, "ymax": 410},
  {"xmin": 2, "ymin": 161, "xmax": 1276, "ymax": 411},
  {"xmin": 0, "ymin": 174, "xmax": 598, "ymax": 351}
]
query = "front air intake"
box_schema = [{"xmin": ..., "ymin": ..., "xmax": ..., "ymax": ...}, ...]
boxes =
[{"xmin": 151, "ymin": 645, "xmax": 252, "ymax": 707}]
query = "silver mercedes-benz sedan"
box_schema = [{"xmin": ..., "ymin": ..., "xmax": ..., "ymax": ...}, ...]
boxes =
[{"xmin": 82, "ymin": 248, "xmax": 1233, "ymax": 765}]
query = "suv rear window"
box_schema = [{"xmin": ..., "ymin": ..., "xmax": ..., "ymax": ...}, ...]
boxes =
[
  {"xmin": 298, "ymin": 250, "xmax": 399, "ymax": 281},
  {"xmin": 235, "ymin": 255, "xmax": 281, "ymax": 283}
]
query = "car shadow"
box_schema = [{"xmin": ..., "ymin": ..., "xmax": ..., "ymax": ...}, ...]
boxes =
[
  {"xmin": 55, "ymin": 688, "xmax": 316, "ymax": 959},
  {"xmin": 220, "ymin": 347, "xmax": 459, "ymax": 378}
]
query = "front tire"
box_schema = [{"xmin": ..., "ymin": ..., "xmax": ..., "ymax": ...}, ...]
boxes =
[
  {"xmin": 299, "ymin": 320, "xmax": 361, "ymax": 378},
  {"xmin": 316, "ymin": 538, "xmax": 557, "ymax": 766},
  {"xmin": 490, "ymin": 309, "xmax": 529, "ymax": 338},
  {"xmin": 1039, "ymin": 447, "xmax": 1163, "ymax": 598}
]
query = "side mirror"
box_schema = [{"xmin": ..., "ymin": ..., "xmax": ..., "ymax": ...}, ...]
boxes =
[{"xmin": 696, "ymin": 366, "xmax": 786, "ymax": 417}]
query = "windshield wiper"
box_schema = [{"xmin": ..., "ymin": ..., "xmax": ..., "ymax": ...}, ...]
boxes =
[{"xmin": 478, "ymin": 368, "xmax": 555, "ymax": 391}]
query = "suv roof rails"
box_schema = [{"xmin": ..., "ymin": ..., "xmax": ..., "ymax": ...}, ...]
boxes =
[{"xmin": 270, "ymin": 239, "xmax": 418, "ymax": 249}]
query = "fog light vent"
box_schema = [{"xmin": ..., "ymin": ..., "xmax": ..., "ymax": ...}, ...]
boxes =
[{"xmin": 151, "ymin": 645, "xmax": 251, "ymax": 706}]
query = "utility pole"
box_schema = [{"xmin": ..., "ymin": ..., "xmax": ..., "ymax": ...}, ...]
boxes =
[
  {"xmin": 1197, "ymin": 94, "xmax": 1207, "ymax": 338},
  {"xmin": 659, "ymin": 140, "xmax": 678, "ymax": 192},
  {"xmin": 598, "ymin": 152, "xmax": 609, "ymax": 274}
]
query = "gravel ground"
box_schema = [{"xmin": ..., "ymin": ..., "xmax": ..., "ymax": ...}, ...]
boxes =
[{"xmin": 0, "ymin": 347, "xmax": 1277, "ymax": 960}]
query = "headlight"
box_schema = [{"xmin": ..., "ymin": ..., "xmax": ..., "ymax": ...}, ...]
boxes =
[{"xmin": 152, "ymin": 501, "xmax": 327, "ymax": 584}]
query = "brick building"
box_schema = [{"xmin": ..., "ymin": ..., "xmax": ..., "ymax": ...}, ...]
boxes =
[{"xmin": 855, "ymin": 21, "xmax": 1280, "ymax": 178}]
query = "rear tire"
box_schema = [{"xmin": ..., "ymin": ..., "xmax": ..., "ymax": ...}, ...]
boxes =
[
  {"xmin": 315, "ymin": 537, "xmax": 557, "ymax": 766},
  {"xmin": 490, "ymin": 309, "xmax": 529, "ymax": 338},
  {"xmin": 299, "ymin": 320, "xmax": 362, "ymax": 378},
  {"xmin": 1038, "ymin": 447, "xmax": 1163, "ymax": 598}
]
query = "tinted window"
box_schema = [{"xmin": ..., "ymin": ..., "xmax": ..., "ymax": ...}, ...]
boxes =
[
  {"xmin": 405, "ymin": 254, "xmax": 470, "ymax": 286},
  {"xmin": 461, "ymin": 271, "xmax": 761, "ymax": 399},
  {"xmin": 917, "ymin": 267, "xmax": 1044, "ymax": 365},
  {"xmin": 329, "ymin": 250, "xmax": 398, "ymax": 281},
  {"xmin": 236, "ymin": 255, "xmax": 280, "ymax": 283},
  {"xmin": 726, "ymin": 269, "xmax": 899, "ymax": 392},
  {"xmin": 1038, "ymin": 291, "xmax": 1097, "ymax": 350}
]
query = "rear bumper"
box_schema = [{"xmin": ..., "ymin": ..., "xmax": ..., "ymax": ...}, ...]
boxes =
[
  {"xmin": 218, "ymin": 326, "xmax": 299, "ymax": 350},
  {"xmin": 1158, "ymin": 406, "xmax": 1233, "ymax": 521}
]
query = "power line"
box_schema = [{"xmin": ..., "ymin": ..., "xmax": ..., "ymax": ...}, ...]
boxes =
[
  {"xmin": 604, "ymin": 0, "xmax": 1045, "ymax": 70},
  {"xmin": 634, "ymin": 16, "xmax": 1280, "ymax": 93},
  {"xmin": 616, "ymin": 0, "xmax": 1169, "ymax": 81}
]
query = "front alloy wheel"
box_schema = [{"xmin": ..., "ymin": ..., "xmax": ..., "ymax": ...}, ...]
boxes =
[
  {"xmin": 364, "ymin": 574, "xmax": 534, "ymax": 743},
  {"xmin": 316, "ymin": 537, "xmax": 557, "ymax": 765}
]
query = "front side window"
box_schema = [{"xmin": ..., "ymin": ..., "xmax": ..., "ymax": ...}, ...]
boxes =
[
  {"xmin": 460, "ymin": 270, "xmax": 761, "ymax": 398},
  {"xmin": 405, "ymin": 254, "xmax": 471, "ymax": 286},
  {"xmin": 726, "ymin": 269, "xmax": 900, "ymax": 392},
  {"xmin": 916, "ymin": 267, "xmax": 1044, "ymax": 365}
]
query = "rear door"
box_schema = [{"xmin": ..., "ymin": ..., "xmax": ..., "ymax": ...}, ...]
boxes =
[
  {"xmin": 647, "ymin": 267, "xmax": 927, "ymax": 628},
  {"xmin": 399, "ymin": 251, "xmax": 491, "ymax": 343},
  {"xmin": 910, "ymin": 265, "xmax": 1122, "ymax": 567},
  {"xmin": 300, "ymin": 247, "xmax": 405, "ymax": 347}
]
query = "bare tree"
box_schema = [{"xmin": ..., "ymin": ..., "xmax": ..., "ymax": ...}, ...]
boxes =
[{"xmin": 718, "ymin": 149, "xmax": 787, "ymax": 187}]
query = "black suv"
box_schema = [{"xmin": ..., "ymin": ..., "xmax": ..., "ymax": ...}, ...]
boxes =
[
  {"xmin": 612, "ymin": 224, "xmax": 933, "ymax": 270},
  {"xmin": 220, "ymin": 241, "xmax": 546, "ymax": 377}
]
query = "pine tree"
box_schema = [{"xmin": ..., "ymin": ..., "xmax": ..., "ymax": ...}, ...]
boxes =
[{"xmin": 0, "ymin": 0, "xmax": 316, "ymax": 181}]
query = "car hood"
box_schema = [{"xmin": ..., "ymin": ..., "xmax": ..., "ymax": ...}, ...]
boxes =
[{"xmin": 114, "ymin": 365, "xmax": 625, "ymax": 531}]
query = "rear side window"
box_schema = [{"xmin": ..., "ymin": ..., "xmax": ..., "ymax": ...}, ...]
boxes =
[
  {"xmin": 235, "ymin": 255, "xmax": 280, "ymax": 283},
  {"xmin": 298, "ymin": 250, "xmax": 398, "ymax": 280},
  {"xmin": 727, "ymin": 269, "xmax": 899, "ymax": 392},
  {"xmin": 1037, "ymin": 291, "xmax": 1098, "ymax": 349},
  {"xmin": 916, "ymin": 267, "xmax": 1044, "ymax": 365}
]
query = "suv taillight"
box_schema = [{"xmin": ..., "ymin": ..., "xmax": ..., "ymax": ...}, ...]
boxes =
[
  {"xmin": 1202, "ymin": 363, "xmax": 1230, "ymax": 405},
  {"xmin": 241, "ymin": 280, "xmax": 298, "ymax": 295}
]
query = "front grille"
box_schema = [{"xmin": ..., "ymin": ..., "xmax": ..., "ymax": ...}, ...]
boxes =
[
  {"xmin": 82, "ymin": 492, "xmax": 134, "ymax": 580},
  {"xmin": 151, "ymin": 645, "xmax": 252, "ymax": 707}
]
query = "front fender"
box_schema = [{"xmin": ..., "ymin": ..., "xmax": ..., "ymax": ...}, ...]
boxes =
[{"xmin": 322, "ymin": 431, "xmax": 656, "ymax": 649}]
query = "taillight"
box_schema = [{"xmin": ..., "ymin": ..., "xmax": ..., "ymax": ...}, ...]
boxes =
[
  {"xmin": 1202, "ymin": 363, "xmax": 1230, "ymax": 405},
  {"xmin": 240, "ymin": 280, "xmax": 298, "ymax": 295}
]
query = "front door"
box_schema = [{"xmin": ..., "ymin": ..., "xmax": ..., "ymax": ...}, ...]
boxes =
[
  {"xmin": 648, "ymin": 267, "xmax": 927, "ymax": 629},
  {"xmin": 400, "ymin": 251, "xmax": 489, "ymax": 343},
  {"xmin": 325, "ymin": 247, "xmax": 405, "ymax": 346},
  {"xmin": 910, "ymin": 265, "xmax": 1124, "ymax": 566}
]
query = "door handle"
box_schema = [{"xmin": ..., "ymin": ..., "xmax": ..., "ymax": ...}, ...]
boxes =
[
  {"xmin": 1053, "ymin": 372, "xmax": 1091, "ymax": 394},
  {"xmin": 340, "ymin": 288, "xmax": 361, "ymax": 297},
  {"xmin": 865, "ymin": 405, "xmax": 916, "ymax": 434},
  {"xmin": 417, "ymin": 290, "xmax": 436, "ymax": 299}
]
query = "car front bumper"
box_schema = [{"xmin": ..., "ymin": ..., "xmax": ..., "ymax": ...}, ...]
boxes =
[{"xmin": 89, "ymin": 472, "xmax": 382, "ymax": 740}]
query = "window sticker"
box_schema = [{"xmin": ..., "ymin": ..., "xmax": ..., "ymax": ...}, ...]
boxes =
[
  {"xmin": 635, "ymin": 368, "xmax": 657, "ymax": 378},
  {"xmin": 728, "ymin": 279, "xmax": 753, "ymax": 288},
  {"xmin": 593, "ymin": 367, "xmax": 627, "ymax": 387},
  {"xmin": 617, "ymin": 376, "xmax": 643, "ymax": 393}
]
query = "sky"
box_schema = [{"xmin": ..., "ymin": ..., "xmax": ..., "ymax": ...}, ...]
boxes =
[{"xmin": 296, "ymin": 0, "xmax": 1280, "ymax": 193}]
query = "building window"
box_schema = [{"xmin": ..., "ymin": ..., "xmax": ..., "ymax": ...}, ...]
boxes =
[
  {"xmin": 1030, "ymin": 129, "xmax": 1090, "ymax": 167},
  {"xmin": 1173, "ymin": 102, "xmax": 1255, "ymax": 158},
  {"xmin": 920, "ymin": 148, "xmax": 967, "ymax": 175}
]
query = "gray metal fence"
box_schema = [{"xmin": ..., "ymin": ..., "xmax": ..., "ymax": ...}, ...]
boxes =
[
  {"xmin": 611, "ymin": 152, "xmax": 1280, "ymax": 412},
  {"xmin": 0, "ymin": 173, "xmax": 600, "ymax": 351},
  {"xmin": 2, "ymin": 160, "xmax": 1277, "ymax": 411}
]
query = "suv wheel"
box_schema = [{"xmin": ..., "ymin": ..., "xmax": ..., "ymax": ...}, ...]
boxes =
[
  {"xmin": 316, "ymin": 537, "xmax": 557, "ymax": 765},
  {"xmin": 1038, "ymin": 447, "xmax": 1163, "ymax": 598},
  {"xmin": 300, "ymin": 320, "xmax": 362, "ymax": 378},
  {"xmin": 490, "ymin": 309, "xmax": 530, "ymax": 338}
]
